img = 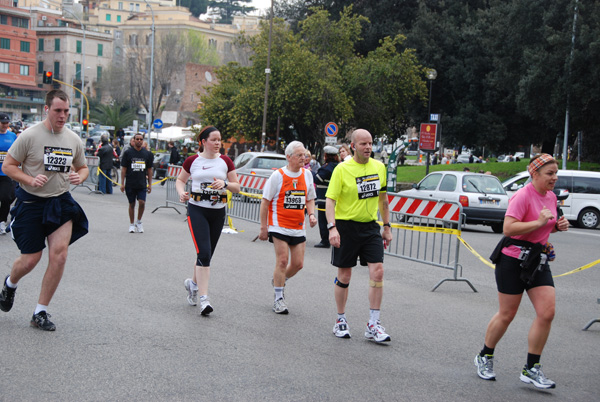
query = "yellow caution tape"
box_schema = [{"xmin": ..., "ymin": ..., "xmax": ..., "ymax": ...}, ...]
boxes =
[{"xmin": 552, "ymin": 258, "xmax": 600, "ymax": 278}]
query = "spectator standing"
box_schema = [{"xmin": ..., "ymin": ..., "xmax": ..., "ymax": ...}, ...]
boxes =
[
  {"xmin": 120, "ymin": 133, "xmax": 154, "ymax": 233},
  {"xmin": 95, "ymin": 134, "xmax": 118, "ymax": 194},
  {"xmin": 326, "ymin": 129, "xmax": 392, "ymax": 342},
  {"xmin": 339, "ymin": 144, "xmax": 352, "ymax": 162},
  {"xmin": 0, "ymin": 113, "xmax": 17, "ymax": 234},
  {"xmin": 259, "ymin": 141, "xmax": 317, "ymax": 314},
  {"xmin": 313, "ymin": 145, "xmax": 340, "ymax": 248},
  {"xmin": 177, "ymin": 126, "xmax": 240, "ymax": 315},
  {"xmin": 0, "ymin": 89, "xmax": 89, "ymax": 331},
  {"xmin": 168, "ymin": 141, "xmax": 180, "ymax": 165}
]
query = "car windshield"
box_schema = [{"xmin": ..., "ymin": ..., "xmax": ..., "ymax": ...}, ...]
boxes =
[
  {"xmin": 462, "ymin": 175, "xmax": 505, "ymax": 194},
  {"xmin": 254, "ymin": 157, "xmax": 287, "ymax": 170}
]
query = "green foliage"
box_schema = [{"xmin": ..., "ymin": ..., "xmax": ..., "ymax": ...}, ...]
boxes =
[
  {"xmin": 186, "ymin": 31, "xmax": 220, "ymax": 66},
  {"xmin": 208, "ymin": 0, "xmax": 256, "ymax": 24},
  {"xmin": 179, "ymin": 0, "xmax": 209, "ymax": 18},
  {"xmin": 92, "ymin": 103, "xmax": 138, "ymax": 133},
  {"xmin": 198, "ymin": 7, "xmax": 427, "ymax": 149}
]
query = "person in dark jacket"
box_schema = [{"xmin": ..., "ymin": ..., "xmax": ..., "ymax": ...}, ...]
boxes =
[
  {"xmin": 168, "ymin": 141, "xmax": 180, "ymax": 165},
  {"xmin": 95, "ymin": 134, "xmax": 118, "ymax": 194},
  {"xmin": 313, "ymin": 145, "xmax": 340, "ymax": 248}
]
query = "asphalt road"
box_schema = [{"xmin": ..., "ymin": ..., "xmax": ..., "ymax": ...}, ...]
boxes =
[{"xmin": 1, "ymin": 183, "xmax": 598, "ymax": 401}]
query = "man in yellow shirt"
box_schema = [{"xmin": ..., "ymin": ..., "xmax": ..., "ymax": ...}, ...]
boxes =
[{"xmin": 325, "ymin": 129, "xmax": 392, "ymax": 342}]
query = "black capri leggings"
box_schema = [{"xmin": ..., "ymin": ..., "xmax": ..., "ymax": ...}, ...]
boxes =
[{"xmin": 187, "ymin": 204, "xmax": 226, "ymax": 267}]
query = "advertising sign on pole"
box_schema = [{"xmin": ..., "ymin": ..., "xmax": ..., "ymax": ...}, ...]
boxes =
[{"xmin": 419, "ymin": 123, "xmax": 438, "ymax": 152}]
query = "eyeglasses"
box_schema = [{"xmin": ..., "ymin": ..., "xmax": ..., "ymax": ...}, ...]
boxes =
[{"xmin": 134, "ymin": 138, "xmax": 144, "ymax": 141}]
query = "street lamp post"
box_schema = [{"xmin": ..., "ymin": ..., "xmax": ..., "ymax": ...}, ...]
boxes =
[
  {"xmin": 425, "ymin": 68, "xmax": 437, "ymax": 175},
  {"xmin": 144, "ymin": 0, "xmax": 155, "ymax": 140},
  {"xmin": 62, "ymin": 8, "xmax": 85, "ymax": 129},
  {"xmin": 260, "ymin": 0, "xmax": 274, "ymax": 152}
]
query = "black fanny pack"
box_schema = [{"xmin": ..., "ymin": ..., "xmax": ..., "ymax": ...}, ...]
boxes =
[
  {"xmin": 190, "ymin": 191, "xmax": 227, "ymax": 204},
  {"xmin": 490, "ymin": 237, "xmax": 548, "ymax": 285}
]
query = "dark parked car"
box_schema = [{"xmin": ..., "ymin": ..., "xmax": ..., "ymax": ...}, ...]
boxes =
[{"xmin": 152, "ymin": 153, "xmax": 170, "ymax": 179}]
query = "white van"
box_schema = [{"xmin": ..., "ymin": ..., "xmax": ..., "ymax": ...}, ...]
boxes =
[{"xmin": 502, "ymin": 170, "xmax": 600, "ymax": 229}]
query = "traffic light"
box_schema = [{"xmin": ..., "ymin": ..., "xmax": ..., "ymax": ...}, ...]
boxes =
[
  {"xmin": 82, "ymin": 119, "xmax": 88, "ymax": 132},
  {"xmin": 42, "ymin": 71, "xmax": 53, "ymax": 84}
]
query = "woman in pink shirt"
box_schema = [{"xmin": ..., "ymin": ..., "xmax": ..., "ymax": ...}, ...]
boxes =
[{"xmin": 474, "ymin": 154, "xmax": 569, "ymax": 389}]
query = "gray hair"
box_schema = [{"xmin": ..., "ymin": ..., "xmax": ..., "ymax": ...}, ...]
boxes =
[
  {"xmin": 285, "ymin": 141, "xmax": 304, "ymax": 157},
  {"xmin": 100, "ymin": 134, "xmax": 109, "ymax": 144}
]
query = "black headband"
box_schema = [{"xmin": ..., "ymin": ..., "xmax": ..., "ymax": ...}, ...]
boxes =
[{"xmin": 198, "ymin": 126, "xmax": 218, "ymax": 142}]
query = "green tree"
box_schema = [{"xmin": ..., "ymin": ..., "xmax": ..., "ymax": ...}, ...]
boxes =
[
  {"xmin": 208, "ymin": 0, "xmax": 255, "ymax": 24},
  {"xmin": 92, "ymin": 103, "xmax": 138, "ymax": 134},
  {"xmin": 179, "ymin": 0, "xmax": 209, "ymax": 18}
]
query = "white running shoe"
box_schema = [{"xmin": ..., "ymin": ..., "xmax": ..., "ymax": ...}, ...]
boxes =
[
  {"xmin": 364, "ymin": 321, "xmax": 391, "ymax": 342},
  {"xmin": 273, "ymin": 297, "xmax": 289, "ymax": 314},
  {"xmin": 333, "ymin": 317, "xmax": 351, "ymax": 338},
  {"xmin": 520, "ymin": 364, "xmax": 556, "ymax": 389},
  {"xmin": 0, "ymin": 221, "xmax": 6, "ymax": 235},
  {"xmin": 129, "ymin": 224, "xmax": 136, "ymax": 233},
  {"xmin": 135, "ymin": 222, "xmax": 144, "ymax": 233},
  {"xmin": 184, "ymin": 278, "xmax": 198, "ymax": 306},
  {"xmin": 199, "ymin": 297, "xmax": 213, "ymax": 316},
  {"xmin": 474, "ymin": 354, "xmax": 496, "ymax": 381}
]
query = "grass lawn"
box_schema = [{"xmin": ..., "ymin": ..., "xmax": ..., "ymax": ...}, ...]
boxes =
[{"xmin": 395, "ymin": 159, "xmax": 600, "ymax": 184}]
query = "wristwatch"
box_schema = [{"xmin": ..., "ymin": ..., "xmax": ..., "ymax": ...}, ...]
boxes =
[
  {"xmin": 327, "ymin": 222, "xmax": 336, "ymax": 230},
  {"xmin": 383, "ymin": 223, "xmax": 391, "ymax": 228}
]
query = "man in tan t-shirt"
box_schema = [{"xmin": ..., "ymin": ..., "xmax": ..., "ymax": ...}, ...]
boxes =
[{"xmin": 0, "ymin": 89, "xmax": 89, "ymax": 331}]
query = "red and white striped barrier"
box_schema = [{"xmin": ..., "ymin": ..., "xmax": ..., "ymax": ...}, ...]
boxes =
[
  {"xmin": 387, "ymin": 194, "xmax": 460, "ymax": 222},
  {"xmin": 237, "ymin": 174, "xmax": 268, "ymax": 190},
  {"xmin": 167, "ymin": 165, "xmax": 183, "ymax": 178}
]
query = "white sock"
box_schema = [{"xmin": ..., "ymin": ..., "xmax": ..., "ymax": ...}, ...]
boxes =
[
  {"xmin": 199, "ymin": 295, "xmax": 208, "ymax": 301},
  {"xmin": 190, "ymin": 280, "xmax": 198, "ymax": 291},
  {"xmin": 274, "ymin": 287, "xmax": 284, "ymax": 300},
  {"xmin": 337, "ymin": 313, "xmax": 346, "ymax": 321},
  {"xmin": 34, "ymin": 304, "xmax": 48, "ymax": 315},
  {"xmin": 6, "ymin": 276, "xmax": 17, "ymax": 289},
  {"xmin": 369, "ymin": 309, "xmax": 380, "ymax": 326}
]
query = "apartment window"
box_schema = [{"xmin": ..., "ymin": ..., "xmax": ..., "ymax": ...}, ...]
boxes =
[
  {"xmin": 97, "ymin": 66, "xmax": 102, "ymax": 81},
  {"xmin": 208, "ymin": 39, "xmax": 217, "ymax": 49},
  {"xmin": 0, "ymin": 15, "xmax": 7, "ymax": 25},
  {"xmin": 117, "ymin": 15, "xmax": 121, "ymax": 23},
  {"xmin": 135, "ymin": 4, "xmax": 140, "ymax": 12},
  {"xmin": 20, "ymin": 65, "xmax": 29, "ymax": 76},
  {"xmin": 54, "ymin": 61, "xmax": 60, "ymax": 78},
  {"xmin": 0, "ymin": 62, "xmax": 8, "ymax": 74},
  {"xmin": 129, "ymin": 34, "xmax": 138, "ymax": 46},
  {"xmin": 224, "ymin": 41, "xmax": 232, "ymax": 52},
  {"xmin": 0, "ymin": 38, "xmax": 9, "ymax": 50},
  {"xmin": 38, "ymin": 38, "xmax": 44, "ymax": 51},
  {"xmin": 115, "ymin": 31, "xmax": 122, "ymax": 39},
  {"xmin": 129, "ymin": 3, "xmax": 134, "ymax": 11},
  {"xmin": 75, "ymin": 63, "xmax": 81, "ymax": 80},
  {"xmin": 76, "ymin": 40, "xmax": 82, "ymax": 54},
  {"xmin": 54, "ymin": 38, "xmax": 60, "ymax": 51},
  {"xmin": 38, "ymin": 61, "xmax": 43, "ymax": 74},
  {"xmin": 12, "ymin": 17, "xmax": 28, "ymax": 29},
  {"xmin": 118, "ymin": 2, "xmax": 123, "ymax": 10},
  {"xmin": 98, "ymin": 44, "xmax": 103, "ymax": 56},
  {"xmin": 106, "ymin": 14, "xmax": 111, "ymax": 22},
  {"xmin": 20, "ymin": 41, "xmax": 30, "ymax": 53}
]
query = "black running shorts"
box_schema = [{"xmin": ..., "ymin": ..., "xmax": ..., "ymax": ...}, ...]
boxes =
[
  {"xmin": 495, "ymin": 253, "xmax": 554, "ymax": 295},
  {"xmin": 331, "ymin": 220, "xmax": 384, "ymax": 268}
]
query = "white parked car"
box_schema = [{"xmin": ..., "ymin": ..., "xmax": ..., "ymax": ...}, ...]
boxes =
[
  {"xmin": 400, "ymin": 171, "xmax": 509, "ymax": 233},
  {"xmin": 502, "ymin": 170, "xmax": 600, "ymax": 229}
]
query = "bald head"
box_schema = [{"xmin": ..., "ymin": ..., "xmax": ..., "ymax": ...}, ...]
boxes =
[
  {"xmin": 351, "ymin": 129, "xmax": 372, "ymax": 144},
  {"xmin": 350, "ymin": 128, "xmax": 373, "ymax": 164}
]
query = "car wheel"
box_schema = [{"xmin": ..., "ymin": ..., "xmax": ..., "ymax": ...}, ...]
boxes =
[
  {"xmin": 577, "ymin": 208, "xmax": 599, "ymax": 229},
  {"xmin": 491, "ymin": 222, "xmax": 503, "ymax": 233}
]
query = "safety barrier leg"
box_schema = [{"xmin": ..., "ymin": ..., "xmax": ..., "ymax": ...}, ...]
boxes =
[
  {"xmin": 582, "ymin": 298, "xmax": 600, "ymax": 331},
  {"xmin": 431, "ymin": 263, "xmax": 478, "ymax": 293}
]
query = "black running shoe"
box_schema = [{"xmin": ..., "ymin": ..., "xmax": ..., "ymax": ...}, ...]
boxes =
[
  {"xmin": 30, "ymin": 311, "xmax": 56, "ymax": 331},
  {"xmin": 0, "ymin": 275, "xmax": 16, "ymax": 312}
]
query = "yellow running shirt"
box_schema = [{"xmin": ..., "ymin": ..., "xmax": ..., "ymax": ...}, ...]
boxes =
[{"xmin": 326, "ymin": 158, "xmax": 387, "ymax": 222}]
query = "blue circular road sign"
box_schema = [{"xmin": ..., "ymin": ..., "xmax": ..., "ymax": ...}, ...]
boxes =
[{"xmin": 153, "ymin": 119, "xmax": 163, "ymax": 129}]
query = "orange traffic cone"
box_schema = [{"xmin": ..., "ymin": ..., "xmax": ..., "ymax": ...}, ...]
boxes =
[{"xmin": 418, "ymin": 154, "xmax": 423, "ymax": 163}]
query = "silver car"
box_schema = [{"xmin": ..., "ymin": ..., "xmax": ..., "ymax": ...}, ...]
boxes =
[
  {"xmin": 233, "ymin": 152, "xmax": 287, "ymax": 177},
  {"xmin": 400, "ymin": 171, "xmax": 509, "ymax": 233}
]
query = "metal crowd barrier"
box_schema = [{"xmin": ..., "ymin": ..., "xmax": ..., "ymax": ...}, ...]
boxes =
[
  {"xmin": 226, "ymin": 174, "xmax": 269, "ymax": 224},
  {"xmin": 71, "ymin": 155, "xmax": 102, "ymax": 194},
  {"xmin": 152, "ymin": 164, "xmax": 188, "ymax": 214},
  {"xmin": 385, "ymin": 193, "xmax": 476, "ymax": 292}
]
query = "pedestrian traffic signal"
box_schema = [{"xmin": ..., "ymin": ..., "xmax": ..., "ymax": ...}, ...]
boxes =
[
  {"xmin": 82, "ymin": 119, "xmax": 88, "ymax": 132},
  {"xmin": 43, "ymin": 71, "xmax": 53, "ymax": 84}
]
